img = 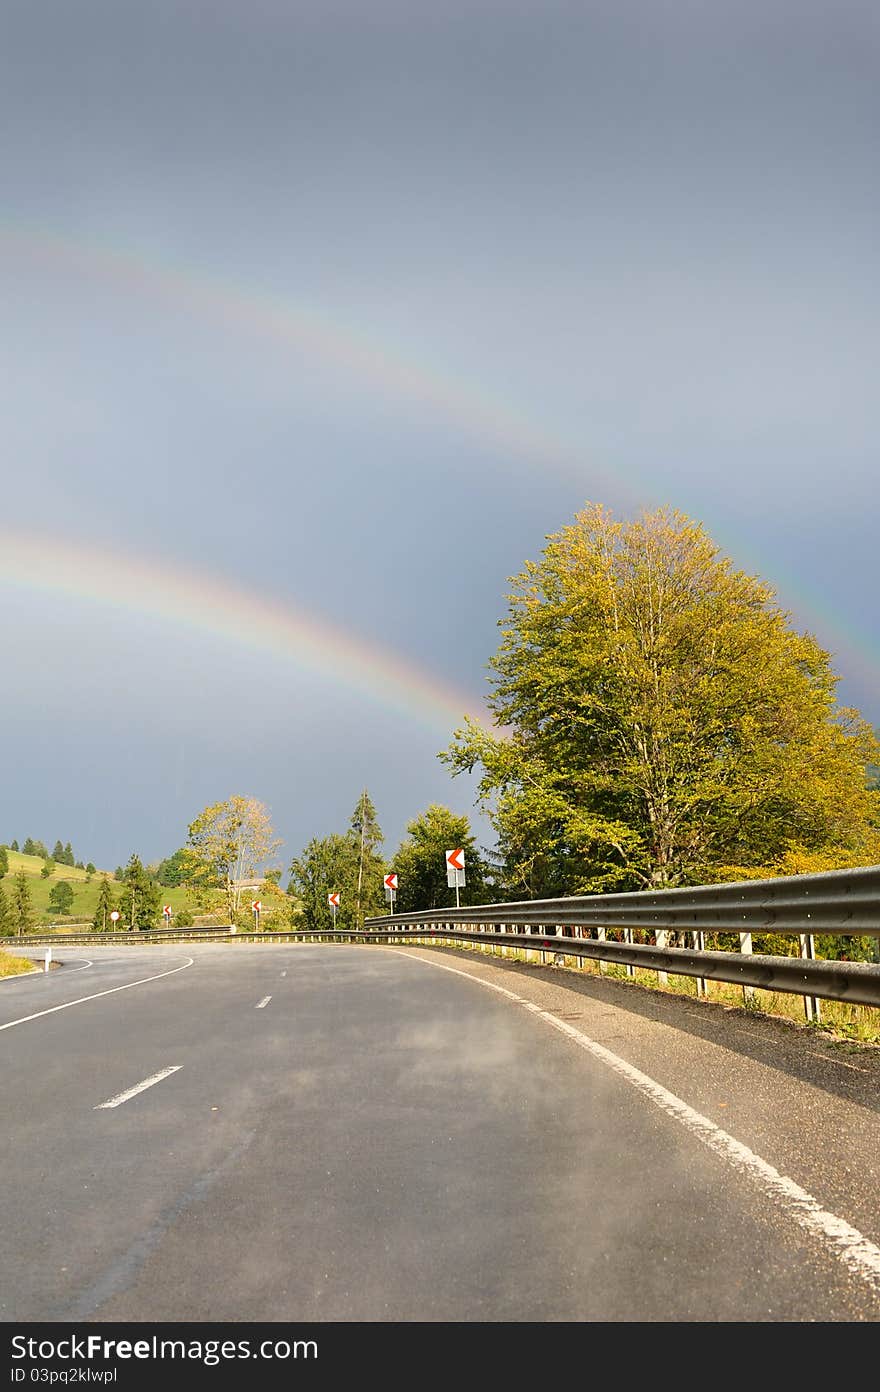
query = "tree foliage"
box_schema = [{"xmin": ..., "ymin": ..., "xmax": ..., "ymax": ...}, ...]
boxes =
[
  {"xmin": 185, "ymin": 796, "xmax": 281, "ymax": 922},
  {"xmin": 117, "ymin": 854, "xmax": 160, "ymax": 931},
  {"xmin": 92, "ymin": 877, "xmax": 116, "ymax": 932},
  {"xmin": 393, "ymin": 805, "xmax": 495, "ymax": 913},
  {"xmin": 444, "ymin": 505, "xmax": 880, "ymax": 894},
  {"xmin": 48, "ymin": 881, "xmax": 74, "ymax": 916},
  {"xmin": 288, "ymin": 795, "xmax": 386, "ymax": 929},
  {"xmin": 0, "ymin": 845, "xmax": 8, "ymax": 877},
  {"xmin": 350, "ymin": 790, "xmax": 384, "ymax": 928},
  {"xmin": 10, "ymin": 870, "xmax": 34, "ymax": 935},
  {"xmin": 0, "ymin": 882, "xmax": 10, "ymax": 935}
]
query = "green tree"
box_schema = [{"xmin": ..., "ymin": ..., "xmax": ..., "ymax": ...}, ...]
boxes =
[
  {"xmin": 444, "ymin": 504, "xmax": 880, "ymax": 895},
  {"xmin": 86, "ymin": 862, "xmax": 96, "ymax": 875},
  {"xmin": 393, "ymin": 805, "xmax": 494, "ymax": 913},
  {"xmin": 349, "ymin": 790, "xmax": 385, "ymax": 928},
  {"xmin": 63, "ymin": 842, "xmax": 75, "ymax": 867},
  {"xmin": 52, "ymin": 840, "xmax": 65, "ymax": 863},
  {"xmin": 0, "ymin": 845, "xmax": 8, "ymax": 877},
  {"xmin": 184, "ymin": 796, "xmax": 281, "ymax": 923},
  {"xmin": 156, "ymin": 848, "xmax": 189, "ymax": 887},
  {"xmin": 0, "ymin": 882, "xmax": 10, "ymax": 936},
  {"xmin": 48, "ymin": 881, "xmax": 74, "ymax": 916},
  {"xmin": 10, "ymin": 870, "xmax": 34, "ymax": 936},
  {"xmin": 92, "ymin": 877, "xmax": 116, "ymax": 932},
  {"xmin": 113, "ymin": 866, "xmax": 124, "ymax": 881},
  {"xmin": 41, "ymin": 859, "xmax": 54, "ymax": 879},
  {"xmin": 117, "ymin": 854, "xmax": 160, "ymax": 931},
  {"xmin": 22, "ymin": 838, "xmax": 36, "ymax": 857},
  {"xmin": 10, "ymin": 840, "xmax": 19, "ymax": 852},
  {"xmin": 288, "ymin": 833, "xmax": 360, "ymax": 930}
]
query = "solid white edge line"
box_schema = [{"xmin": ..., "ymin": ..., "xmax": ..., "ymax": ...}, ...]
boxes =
[
  {"xmin": 0, "ymin": 958, "xmax": 194, "ymax": 1033},
  {"xmin": 385, "ymin": 947, "xmax": 880, "ymax": 1298},
  {"xmin": 256, "ymin": 995, "xmax": 272, "ymax": 1008},
  {"xmin": 95, "ymin": 1065, "xmax": 182, "ymax": 1110}
]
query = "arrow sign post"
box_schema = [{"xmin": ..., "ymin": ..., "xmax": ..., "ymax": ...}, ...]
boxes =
[
  {"xmin": 328, "ymin": 891, "xmax": 340, "ymax": 930},
  {"xmin": 251, "ymin": 899, "xmax": 262, "ymax": 932},
  {"xmin": 383, "ymin": 873, "xmax": 398, "ymax": 914},
  {"xmin": 445, "ymin": 849, "xmax": 466, "ymax": 908},
  {"xmin": 162, "ymin": 904, "xmax": 172, "ymax": 925}
]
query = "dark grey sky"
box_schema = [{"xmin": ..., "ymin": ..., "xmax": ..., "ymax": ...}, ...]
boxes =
[{"xmin": 2, "ymin": 1, "xmax": 877, "ymax": 870}]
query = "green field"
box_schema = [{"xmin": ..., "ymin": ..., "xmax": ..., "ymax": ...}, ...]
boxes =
[{"xmin": 0, "ymin": 850, "xmax": 201, "ymax": 925}]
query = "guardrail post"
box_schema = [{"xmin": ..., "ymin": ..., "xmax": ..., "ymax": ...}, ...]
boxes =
[
  {"xmin": 624, "ymin": 928, "xmax": 635, "ymax": 978},
  {"xmin": 655, "ymin": 930, "xmax": 669, "ymax": 986},
  {"xmin": 693, "ymin": 932, "xmax": 707, "ymax": 995},
  {"xmin": 799, "ymin": 934, "xmax": 821, "ymax": 1023},
  {"xmin": 739, "ymin": 933, "xmax": 755, "ymax": 1004}
]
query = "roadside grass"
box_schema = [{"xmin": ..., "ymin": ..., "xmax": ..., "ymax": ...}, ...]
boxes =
[
  {"xmin": 445, "ymin": 939, "xmax": 880, "ymax": 1047},
  {"xmin": 0, "ymin": 949, "xmax": 36, "ymax": 978}
]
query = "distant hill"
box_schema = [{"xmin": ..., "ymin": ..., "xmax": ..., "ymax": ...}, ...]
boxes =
[{"xmin": 0, "ymin": 850, "xmax": 194, "ymax": 925}]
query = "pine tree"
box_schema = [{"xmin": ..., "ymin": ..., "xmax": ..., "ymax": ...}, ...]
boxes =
[
  {"xmin": 0, "ymin": 882, "xmax": 10, "ymax": 935},
  {"xmin": 10, "ymin": 870, "xmax": 33, "ymax": 936},
  {"xmin": 0, "ymin": 845, "xmax": 8, "ymax": 877},
  {"xmin": 349, "ymin": 790, "xmax": 384, "ymax": 928},
  {"xmin": 52, "ymin": 841, "xmax": 65, "ymax": 863},
  {"xmin": 64, "ymin": 842, "xmax": 75, "ymax": 867},
  {"xmin": 93, "ymin": 878, "xmax": 116, "ymax": 932},
  {"xmin": 117, "ymin": 855, "xmax": 160, "ymax": 931},
  {"xmin": 22, "ymin": 838, "xmax": 36, "ymax": 857},
  {"xmin": 10, "ymin": 840, "xmax": 19, "ymax": 852}
]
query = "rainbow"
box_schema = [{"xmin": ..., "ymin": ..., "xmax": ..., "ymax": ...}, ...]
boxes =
[
  {"xmin": 0, "ymin": 532, "xmax": 486, "ymax": 734},
  {"xmin": 2, "ymin": 224, "xmax": 877, "ymax": 702},
  {"xmin": 1, "ymin": 223, "xmax": 625, "ymax": 499}
]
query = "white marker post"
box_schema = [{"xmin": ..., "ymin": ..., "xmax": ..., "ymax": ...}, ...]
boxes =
[
  {"xmin": 328, "ymin": 891, "xmax": 340, "ymax": 930},
  {"xmin": 44, "ymin": 946, "xmax": 52, "ymax": 973},
  {"xmin": 445, "ymin": 849, "xmax": 466, "ymax": 909}
]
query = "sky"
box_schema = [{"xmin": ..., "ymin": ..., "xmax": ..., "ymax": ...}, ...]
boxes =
[{"xmin": 1, "ymin": 0, "xmax": 877, "ymax": 872}]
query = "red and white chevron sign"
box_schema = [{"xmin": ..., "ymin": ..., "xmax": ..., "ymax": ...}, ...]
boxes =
[
  {"xmin": 445, "ymin": 849, "xmax": 465, "ymax": 872},
  {"xmin": 384, "ymin": 873, "xmax": 398, "ymax": 891},
  {"xmin": 327, "ymin": 892, "xmax": 341, "ymax": 908}
]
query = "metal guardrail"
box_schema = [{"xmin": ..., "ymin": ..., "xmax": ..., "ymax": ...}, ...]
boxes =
[
  {"xmin": 7, "ymin": 867, "xmax": 879, "ymax": 1014},
  {"xmin": 364, "ymin": 865, "xmax": 880, "ymax": 1013}
]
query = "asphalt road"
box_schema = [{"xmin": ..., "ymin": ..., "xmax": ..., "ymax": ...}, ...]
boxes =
[{"xmin": 1, "ymin": 942, "xmax": 878, "ymax": 1322}]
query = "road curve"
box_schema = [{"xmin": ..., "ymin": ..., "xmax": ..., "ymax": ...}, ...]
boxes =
[{"xmin": 1, "ymin": 942, "xmax": 878, "ymax": 1322}]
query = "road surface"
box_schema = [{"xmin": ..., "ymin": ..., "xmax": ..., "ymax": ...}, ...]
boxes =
[{"xmin": 1, "ymin": 942, "xmax": 878, "ymax": 1321}]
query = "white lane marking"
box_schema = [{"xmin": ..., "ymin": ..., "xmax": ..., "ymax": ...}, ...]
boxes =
[
  {"xmin": 256, "ymin": 995, "xmax": 272, "ymax": 1008},
  {"xmin": 280, "ymin": 971, "xmax": 287, "ymax": 978},
  {"xmin": 386, "ymin": 948, "xmax": 880, "ymax": 1297},
  {"xmin": 95, "ymin": 1065, "xmax": 182, "ymax": 1110},
  {"xmin": 61, "ymin": 958, "xmax": 95, "ymax": 974},
  {"xmin": 0, "ymin": 958, "xmax": 194, "ymax": 1034}
]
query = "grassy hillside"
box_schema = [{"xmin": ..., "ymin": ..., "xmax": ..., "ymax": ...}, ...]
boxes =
[{"xmin": 0, "ymin": 850, "xmax": 200, "ymax": 925}]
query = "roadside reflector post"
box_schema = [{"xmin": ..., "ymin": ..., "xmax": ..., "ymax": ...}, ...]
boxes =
[
  {"xmin": 799, "ymin": 933, "xmax": 821, "ymax": 1023},
  {"xmin": 44, "ymin": 946, "xmax": 52, "ymax": 973},
  {"xmin": 596, "ymin": 923, "xmax": 607, "ymax": 974}
]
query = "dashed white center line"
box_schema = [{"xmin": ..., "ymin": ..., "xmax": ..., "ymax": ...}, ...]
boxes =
[
  {"xmin": 95, "ymin": 1066, "xmax": 182, "ymax": 1110},
  {"xmin": 256, "ymin": 995, "xmax": 272, "ymax": 1009}
]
